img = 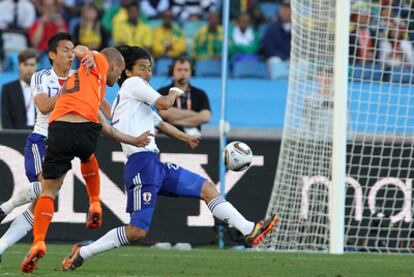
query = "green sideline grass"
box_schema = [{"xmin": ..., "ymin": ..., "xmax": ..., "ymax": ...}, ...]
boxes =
[{"xmin": 0, "ymin": 243, "xmax": 413, "ymax": 276}]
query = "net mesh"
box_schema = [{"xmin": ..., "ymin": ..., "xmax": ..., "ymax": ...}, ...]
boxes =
[{"xmin": 261, "ymin": 0, "xmax": 414, "ymax": 253}]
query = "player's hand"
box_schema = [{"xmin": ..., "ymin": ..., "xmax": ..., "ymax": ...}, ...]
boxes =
[
  {"xmin": 133, "ymin": 130, "xmax": 154, "ymax": 147},
  {"xmin": 169, "ymin": 87, "xmax": 185, "ymax": 97},
  {"xmin": 186, "ymin": 136, "xmax": 200, "ymax": 149},
  {"xmin": 82, "ymin": 54, "xmax": 96, "ymax": 76}
]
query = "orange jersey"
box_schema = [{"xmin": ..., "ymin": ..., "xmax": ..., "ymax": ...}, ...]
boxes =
[{"xmin": 49, "ymin": 51, "xmax": 108, "ymax": 124}]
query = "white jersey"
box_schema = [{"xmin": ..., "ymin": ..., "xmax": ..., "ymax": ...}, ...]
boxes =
[
  {"xmin": 111, "ymin": 76, "xmax": 162, "ymax": 158},
  {"xmin": 30, "ymin": 68, "xmax": 74, "ymax": 137}
]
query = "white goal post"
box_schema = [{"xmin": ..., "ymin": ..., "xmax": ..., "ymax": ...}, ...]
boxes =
[{"xmin": 261, "ymin": 0, "xmax": 414, "ymax": 253}]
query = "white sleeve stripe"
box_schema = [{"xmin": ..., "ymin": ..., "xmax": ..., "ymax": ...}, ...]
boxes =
[
  {"xmin": 35, "ymin": 71, "xmax": 44, "ymax": 85},
  {"xmin": 35, "ymin": 70, "xmax": 51, "ymax": 85}
]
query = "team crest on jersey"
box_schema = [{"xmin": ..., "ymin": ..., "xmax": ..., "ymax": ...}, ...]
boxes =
[{"xmin": 143, "ymin": 192, "xmax": 152, "ymax": 204}]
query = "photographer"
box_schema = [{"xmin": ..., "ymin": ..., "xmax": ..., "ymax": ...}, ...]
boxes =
[{"xmin": 158, "ymin": 56, "xmax": 211, "ymax": 137}]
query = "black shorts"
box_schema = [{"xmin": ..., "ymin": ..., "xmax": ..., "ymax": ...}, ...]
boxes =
[{"xmin": 42, "ymin": 121, "xmax": 102, "ymax": 180}]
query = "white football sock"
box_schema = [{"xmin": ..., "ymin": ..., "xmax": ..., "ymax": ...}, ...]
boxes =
[
  {"xmin": 0, "ymin": 182, "xmax": 41, "ymax": 214},
  {"xmin": 208, "ymin": 196, "xmax": 255, "ymax": 236},
  {"xmin": 80, "ymin": 227, "xmax": 129, "ymax": 260},
  {"xmin": 0, "ymin": 210, "xmax": 34, "ymax": 255}
]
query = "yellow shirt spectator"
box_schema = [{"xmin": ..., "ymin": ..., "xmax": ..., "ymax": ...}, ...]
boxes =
[
  {"xmin": 193, "ymin": 12, "xmax": 223, "ymax": 60},
  {"xmin": 152, "ymin": 25, "xmax": 186, "ymax": 58},
  {"xmin": 113, "ymin": 21, "xmax": 153, "ymax": 48},
  {"xmin": 193, "ymin": 25, "xmax": 223, "ymax": 60}
]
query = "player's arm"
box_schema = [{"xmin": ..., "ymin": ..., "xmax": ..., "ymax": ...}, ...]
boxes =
[
  {"xmin": 74, "ymin": 45, "xmax": 97, "ymax": 73},
  {"xmin": 156, "ymin": 121, "xmax": 199, "ymax": 149},
  {"xmin": 100, "ymin": 98, "xmax": 112, "ymax": 120},
  {"xmin": 168, "ymin": 109, "xmax": 211, "ymax": 127},
  {"xmin": 159, "ymin": 108, "xmax": 196, "ymax": 122},
  {"xmin": 155, "ymin": 88, "xmax": 184, "ymax": 110},
  {"xmin": 99, "ymin": 113, "xmax": 153, "ymax": 147},
  {"xmin": 74, "ymin": 45, "xmax": 90, "ymax": 60},
  {"xmin": 31, "ymin": 71, "xmax": 58, "ymax": 115},
  {"xmin": 34, "ymin": 93, "xmax": 57, "ymax": 115}
]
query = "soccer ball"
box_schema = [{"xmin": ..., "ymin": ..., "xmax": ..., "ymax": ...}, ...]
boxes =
[{"xmin": 224, "ymin": 141, "xmax": 253, "ymax": 172}]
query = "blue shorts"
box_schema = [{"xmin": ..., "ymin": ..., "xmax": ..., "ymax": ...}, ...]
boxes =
[
  {"xmin": 24, "ymin": 132, "xmax": 46, "ymax": 182},
  {"xmin": 124, "ymin": 151, "xmax": 206, "ymax": 231}
]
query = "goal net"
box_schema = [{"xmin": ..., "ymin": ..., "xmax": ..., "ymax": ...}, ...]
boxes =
[{"xmin": 261, "ymin": 0, "xmax": 414, "ymax": 253}]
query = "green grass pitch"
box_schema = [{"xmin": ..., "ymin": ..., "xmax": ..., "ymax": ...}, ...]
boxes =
[{"xmin": 0, "ymin": 243, "xmax": 413, "ymax": 276}]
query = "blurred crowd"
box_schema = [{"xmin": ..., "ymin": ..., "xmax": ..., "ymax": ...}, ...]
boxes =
[
  {"xmin": 348, "ymin": 0, "xmax": 414, "ymax": 83},
  {"xmin": 1, "ymin": 0, "xmax": 413, "ymax": 80},
  {"xmin": 350, "ymin": 0, "xmax": 414, "ymax": 68},
  {"xmin": 0, "ymin": 0, "xmax": 289, "ymax": 79}
]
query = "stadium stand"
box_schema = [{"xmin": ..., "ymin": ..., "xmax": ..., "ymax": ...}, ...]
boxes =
[{"xmin": 233, "ymin": 61, "xmax": 267, "ymax": 79}]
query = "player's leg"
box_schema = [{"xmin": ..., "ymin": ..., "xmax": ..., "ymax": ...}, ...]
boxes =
[
  {"xmin": 0, "ymin": 183, "xmax": 40, "ymax": 219},
  {"xmin": 62, "ymin": 154, "xmax": 159, "ymax": 271},
  {"xmin": 62, "ymin": 192, "xmax": 155, "ymax": 271},
  {"xmin": 161, "ymin": 163, "xmax": 278, "ymax": 247},
  {"xmin": 62, "ymin": 224, "xmax": 146, "ymax": 271},
  {"xmin": 0, "ymin": 134, "xmax": 46, "ymax": 261},
  {"xmin": 159, "ymin": 165, "xmax": 257, "ymax": 236},
  {"xmin": 200, "ymin": 180, "xmax": 278, "ymax": 247},
  {"xmin": 21, "ymin": 122, "xmax": 77, "ymax": 273},
  {"xmin": 0, "ymin": 204, "xmax": 34, "ymax": 259},
  {"xmin": 0, "ymin": 133, "xmax": 45, "ymax": 220},
  {"xmin": 20, "ymin": 176, "xmax": 65, "ymax": 273},
  {"xmin": 80, "ymin": 154, "xmax": 102, "ymax": 229}
]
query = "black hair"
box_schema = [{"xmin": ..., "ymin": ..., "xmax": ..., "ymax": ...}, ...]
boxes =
[
  {"xmin": 126, "ymin": 0, "xmax": 139, "ymax": 10},
  {"xmin": 116, "ymin": 45, "xmax": 152, "ymax": 86},
  {"xmin": 47, "ymin": 32, "xmax": 74, "ymax": 65},
  {"xmin": 168, "ymin": 55, "xmax": 195, "ymax": 77}
]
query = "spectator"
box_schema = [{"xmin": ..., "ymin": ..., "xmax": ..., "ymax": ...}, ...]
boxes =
[
  {"xmin": 0, "ymin": 0, "xmax": 36, "ymax": 32},
  {"xmin": 228, "ymin": 0, "xmax": 264, "ymax": 27},
  {"xmin": 63, "ymin": 0, "xmax": 85, "ymax": 21},
  {"xmin": 63, "ymin": 0, "xmax": 109, "ymax": 20},
  {"xmin": 28, "ymin": 0, "xmax": 67, "ymax": 66},
  {"xmin": 140, "ymin": 0, "xmax": 170, "ymax": 19},
  {"xmin": 112, "ymin": 1, "xmax": 152, "ymax": 49},
  {"xmin": 261, "ymin": 1, "xmax": 291, "ymax": 79},
  {"xmin": 349, "ymin": 5, "xmax": 377, "ymax": 64},
  {"xmin": 171, "ymin": 0, "xmax": 218, "ymax": 23},
  {"xmin": 230, "ymin": 13, "xmax": 260, "ymax": 63},
  {"xmin": 158, "ymin": 56, "xmax": 211, "ymax": 137},
  {"xmin": 377, "ymin": 0, "xmax": 394, "ymax": 38},
  {"xmin": 73, "ymin": 3, "xmax": 109, "ymax": 51},
  {"xmin": 152, "ymin": 9, "xmax": 186, "ymax": 59},
  {"xmin": 301, "ymin": 67, "xmax": 334, "ymax": 140},
  {"xmin": 0, "ymin": 0, "xmax": 36, "ymax": 65},
  {"xmin": 193, "ymin": 11, "xmax": 223, "ymax": 60},
  {"xmin": 1, "ymin": 48, "xmax": 38, "ymax": 129},
  {"xmin": 102, "ymin": 0, "xmax": 148, "ymax": 33},
  {"xmin": 261, "ymin": 1, "xmax": 291, "ymax": 61},
  {"xmin": 379, "ymin": 20, "xmax": 413, "ymax": 67}
]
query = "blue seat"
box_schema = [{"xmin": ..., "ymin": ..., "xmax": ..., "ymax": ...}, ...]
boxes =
[
  {"xmin": 183, "ymin": 20, "xmax": 206, "ymax": 39},
  {"xmin": 267, "ymin": 59, "xmax": 289, "ymax": 80},
  {"xmin": 350, "ymin": 63, "xmax": 383, "ymax": 81},
  {"xmin": 233, "ymin": 61, "xmax": 267, "ymax": 79},
  {"xmin": 155, "ymin": 58, "xmax": 172, "ymax": 76},
  {"xmin": 2, "ymin": 52, "xmax": 19, "ymax": 73},
  {"xmin": 147, "ymin": 19, "xmax": 162, "ymax": 29},
  {"xmin": 390, "ymin": 66, "xmax": 412, "ymax": 84},
  {"xmin": 195, "ymin": 60, "xmax": 222, "ymax": 77},
  {"xmin": 259, "ymin": 2, "xmax": 279, "ymax": 19}
]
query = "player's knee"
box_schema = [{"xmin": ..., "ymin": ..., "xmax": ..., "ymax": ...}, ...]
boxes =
[
  {"xmin": 200, "ymin": 181, "xmax": 220, "ymax": 203},
  {"xmin": 125, "ymin": 225, "xmax": 147, "ymax": 242}
]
